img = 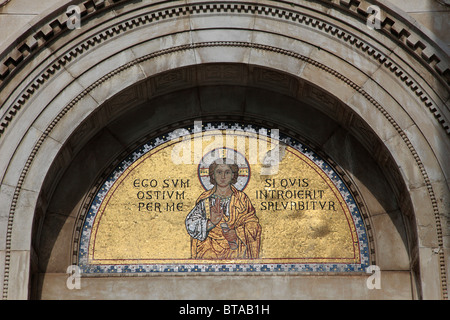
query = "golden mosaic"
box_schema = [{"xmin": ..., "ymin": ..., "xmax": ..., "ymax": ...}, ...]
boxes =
[{"xmin": 78, "ymin": 122, "xmax": 369, "ymax": 273}]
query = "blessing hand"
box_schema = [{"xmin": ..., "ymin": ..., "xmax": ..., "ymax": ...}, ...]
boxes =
[{"xmin": 210, "ymin": 199, "xmax": 223, "ymax": 225}]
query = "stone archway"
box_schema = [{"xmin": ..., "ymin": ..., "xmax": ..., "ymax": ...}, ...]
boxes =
[
  {"xmin": 0, "ymin": 0, "xmax": 448, "ymax": 299},
  {"xmin": 31, "ymin": 67, "xmax": 409, "ymax": 298}
]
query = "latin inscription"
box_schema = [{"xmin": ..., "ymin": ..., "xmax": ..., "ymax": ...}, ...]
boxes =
[
  {"xmin": 131, "ymin": 177, "xmax": 337, "ymax": 213},
  {"xmin": 133, "ymin": 178, "xmax": 189, "ymax": 212},
  {"xmin": 257, "ymin": 178, "xmax": 336, "ymax": 211}
]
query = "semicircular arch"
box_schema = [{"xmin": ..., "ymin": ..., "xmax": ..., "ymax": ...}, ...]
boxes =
[{"xmin": 0, "ymin": 0, "xmax": 447, "ymax": 300}]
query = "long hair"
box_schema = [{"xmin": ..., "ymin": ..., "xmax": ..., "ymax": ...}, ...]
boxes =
[{"xmin": 208, "ymin": 159, "xmax": 239, "ymax": 185}]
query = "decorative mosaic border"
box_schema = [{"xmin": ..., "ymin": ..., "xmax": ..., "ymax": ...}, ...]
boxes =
[{"xmin": 78, "ymin": 122, "xmax": 370, "ymax": 274}]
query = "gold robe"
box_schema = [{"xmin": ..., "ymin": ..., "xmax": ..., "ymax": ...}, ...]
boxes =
[{"xmin": 188, "ymin": 185, "xmax": 261, "ymax": 260}]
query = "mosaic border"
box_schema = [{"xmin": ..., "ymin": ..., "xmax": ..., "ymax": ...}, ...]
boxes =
[{"xmin": 78, "ymin": 122, "xmax": 370, "ymax": 274}]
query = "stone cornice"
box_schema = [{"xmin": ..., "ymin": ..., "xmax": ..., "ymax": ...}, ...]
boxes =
[
  {"xmin": 0, "ymin": 0, "xmax": 448, "ymax": 88},
  {"xmin": 0, "ymin": 0, "xmax": 448, "ymax": 139}
]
